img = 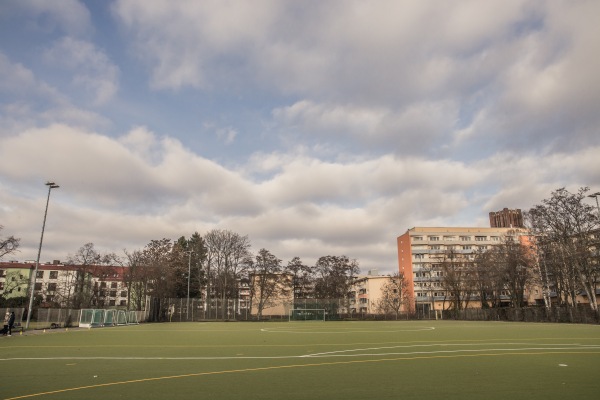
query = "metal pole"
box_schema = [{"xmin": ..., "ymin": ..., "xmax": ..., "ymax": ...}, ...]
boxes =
[
  {"xmin": 186, "ymin": 251, "xmax": 193, "ymax": 320},
  {"xmin": 26, "ymin": 182, "xmax": 59, "ymax": 329},
  {"xmin": 589, "ymin": 192, "xmax": 600, "ymax": 220}
]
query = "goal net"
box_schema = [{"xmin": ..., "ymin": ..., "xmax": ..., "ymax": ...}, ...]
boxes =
[
  {"xmin": 289, "ymin": 309, "xmax": 326, "ymax": 321},
  {"xmin": 79, "ymin": 309, "xmax": 140, "ymax": 328},
  {"xmin": 79, "ymin": 309, "xmax": 105, "ymax": 328}
]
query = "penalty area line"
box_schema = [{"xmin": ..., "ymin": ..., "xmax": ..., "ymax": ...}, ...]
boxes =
[{"xmin": 3, "ymin": 351, "xmax": 600, "ymax": 400}]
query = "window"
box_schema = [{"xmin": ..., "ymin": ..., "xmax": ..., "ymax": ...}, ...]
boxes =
[
  {"xmin": 36, "ymin": 271, "xmax": 44, "ymax": 278},
  {"xmin": 430, "ymin": 245, "xmax": 441, "ymax": 250},
  {"xmin": 463, "ymin": 245, "xmax": 472, "ymax": 250},
  {"xmin": 100, "ymin": 282, "xmax": 107, "ymax": 288},
  {"xmin": 47, "ymin": 283, "xmax": 57, "ymax": 291},
  {"xmin": 120, "ymin": 300, "xmax": 127, "ymax": 306},
  {"xmin": 491, "ymin": 236, "xmax": 500, "ymax": 241},
  {"xmin": 49, "ymin": 271, "xmax": 58, "ymax": 279},
  {"xmin": 109, "ymin": 300, "xmax": 116, "ymax": 306},
  {"xmin": 46, "ymin": 295, "xmax": 53, "ymax": 302},
  {"xmin": 121, "ymin": 291, "xmax": 127, "ymax": 297},
  {"xmin": 0, "ymin": 282, "xmax": 3, "ymax": 290},
  {"xmin": 413, "ymin": 236, "xmax": 423, "ymax": 241},
  {"xmin": 0, "ymin": 269, "xmax": 5, "ymax": 277},
  {"xmin": 444, "ymin": 236, "xmax": 456, "ymax": 241},
  {"xmin": 111, "ymin": 282, "xmax": 117, "ymax": 289},
  {"xmin": 414, "ymin": 254, "xmax": 424, "ymax": 260},
  {"xmin": 459, "ymin": 236, "xmax": 470, "ymax": 241},
  {"xmin": 34, "ymin": 282, "xmax": 42, "ymax": 290},
  {"xmin": 110, "ymin": 290, "xmax": 117, "ymax": 297},
  {"xmin": 429, "ymin": 236, "xmax": 440, "ymax": 241},
  {"xmin": 475, "ymin": 236, "xmax": 487, "ymax": 241}
]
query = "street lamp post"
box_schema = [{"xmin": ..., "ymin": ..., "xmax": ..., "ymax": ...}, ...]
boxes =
[
  {"xmin": 588, "ymin": 192, "xmax": 600, "ymax": 220},
  {"xmin": 185, "ymin": 250, "xmax": 193, "ymax": 320},
  {"xmin": 25, "ymin": 181, "xmax": 59, "ymax": 329}
]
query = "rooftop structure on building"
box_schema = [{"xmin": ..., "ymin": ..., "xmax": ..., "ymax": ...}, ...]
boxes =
[{"xmin": 489, "ymin": 208, "xmax": 524, "ymax": 228}]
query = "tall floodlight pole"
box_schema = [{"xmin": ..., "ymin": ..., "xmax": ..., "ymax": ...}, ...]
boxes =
[
  {"xmin": 26, "ymin": 181, "xmax": 60, "ymax": 329},
  {"xmin": 185, "ymin": 250, "xmax": 193, "ymax": 320},
  {"xmin": 588, "ymin": 192, "xmax": 600, "ymax": 220}
]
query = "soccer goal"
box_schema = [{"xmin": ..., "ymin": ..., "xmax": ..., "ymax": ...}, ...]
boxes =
[
  {"xmin": 126, "ymin": 310, "xmax": 139, "ymax": 325},
  {"xmin": 289, "ymin": 309, "xmax": 326, "ymax": 321},
  {"xmin": 79, "ymin": 309, "xmax": 105, "ymax": 328},
  {"xmin": 103, "ymin": 309, "xmax": 117, "ymax": 326}
]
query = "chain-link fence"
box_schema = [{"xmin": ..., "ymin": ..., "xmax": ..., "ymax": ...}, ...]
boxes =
[
  {"xmin": 436, "ymin": 305, "xmax": 599, "ymax": 324},
  {"xmin": 6, "ymin": 302, "xmax": 596, "ymax": 328},
  {"xmin": 1, "ymin": 307, "xmax": 149, "ymax": 331}
]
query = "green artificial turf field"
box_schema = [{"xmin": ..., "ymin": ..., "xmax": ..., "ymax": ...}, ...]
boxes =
[{"xmin": 1, "ymin": 321, "xmax": 599, "ymax": 399}]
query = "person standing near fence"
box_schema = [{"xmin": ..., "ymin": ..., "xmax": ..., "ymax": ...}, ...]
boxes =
[
  {"xmin": 7, "ymin": 311, "xmax": 15, "ymax": 336},
  {"xmin": 2, "ymin": 311, "xmax": 9, "ymax": 336}
]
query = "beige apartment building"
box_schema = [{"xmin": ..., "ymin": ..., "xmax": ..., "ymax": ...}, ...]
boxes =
[{"xmin": 348, "ymin": 271, "xmax": 392, "ymax": 315}]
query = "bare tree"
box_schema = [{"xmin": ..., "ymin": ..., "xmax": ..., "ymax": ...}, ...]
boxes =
[
  {"xmin": 248, "ymin": 249, "xmax": 290, "ymax": 319},
  {"xmin": 66, "ymin": 243, "xmax": 119, "ymax": 308},
  {"xmin": 123, "ymin": 249, "xmax": 149, "ymax": 311},
  {"xmin": 374, "ymin": 273, "xmax": 411, "ymax": 319},
  {"xmin": 527, "ymin": 187, "xmax": 600, "ymax": 317},
  {"xmin": 477, "ymin": 233, "xmax": 535, "ymax": 308},
  {"xmin": 473, "ymin": 249, "xmax": 505, "ymax": 308},
  {"xmin": 313, "ymin": 255, "xmax": 360, "ymax": 315},
  {"xmin": 439, "ymin": 250, "xmax": 474, "ymax": 315},
  {"xmin": 285, "ymin": 256, "xmax": 315, "ymax": 300},
  {"xmin": 0, "ymin": 226, "xmax": 20, "ymax": 260},
  {"xmin": 203, "ymin": 230, "xmax": 251, "ymax": 319},
  {"xmin": 142, "ymin": 238, "xmax": 175, "ymax": 321}
]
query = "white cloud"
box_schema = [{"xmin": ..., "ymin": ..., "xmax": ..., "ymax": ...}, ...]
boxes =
[
  {"xmin": 44, "ymin": 37, "xmax": 119, "ymax": 105},
  {"xmin": 1, "ymin": 0, "xmax": 91, "ymax": 36},
  {"xmin": 2, "ymin": 122, "xmax": 599, "ymax": 272},
  {"xmin": 216, "ymin": 127, "xmax": 238, "ymax": 145},
  {"xmin": 2, "ymin": 2, "xmax": 600, "ymax": 274},
  {"xmin": 0, "ymin": 52, "xmax": 109, "ymax": 134}
]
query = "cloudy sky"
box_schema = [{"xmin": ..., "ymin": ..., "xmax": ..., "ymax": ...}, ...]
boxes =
[{"xmin": 1, "ymin": 0, "xmax": 599, "ymax": 274}]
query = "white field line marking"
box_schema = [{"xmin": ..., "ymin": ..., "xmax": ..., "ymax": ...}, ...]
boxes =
[
  {"xmin": 260, "ymin": 326, "xmax": 436, "ymax": 333},
  {"xmin": 2, "ymin": 343, "xmax": 599, "ymax": 362},
  {"xmin": 302, "ymin": 343, "xmax": 600, "ymax": 358}
]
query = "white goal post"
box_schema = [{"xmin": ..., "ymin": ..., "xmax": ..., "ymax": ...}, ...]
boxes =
[
  {"xmin": 289, "ymin": 308, "xmax": 326, "ymax": 321},
  {"xmin": 79, "ymin": 309, "xmax": 140, "ymax": 328}
]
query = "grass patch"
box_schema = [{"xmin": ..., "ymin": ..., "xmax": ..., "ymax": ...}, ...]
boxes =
[{"xmin": 1, "ymin": 321, "xmax": 599, "ymax": 399}]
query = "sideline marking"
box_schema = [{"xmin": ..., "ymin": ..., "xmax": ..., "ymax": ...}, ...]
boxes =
[
  {"xmin": 2, "ymin": 343, "xmax": 599, "ymax": 362},
  {"xmin": 260, "ymin": 326, "xmax": 436, "ymax": 333},
  {"xmin": 4, "ymin": 351, "xmax": 600, "ymax": 400}
]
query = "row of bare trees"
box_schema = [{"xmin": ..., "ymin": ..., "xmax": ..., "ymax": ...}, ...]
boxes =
[
  {"xmin": 2, "ymin": 222, "xmax": 362, "ymax": 318},
  {"xmin": 527, "ymin": 187, "xmax": 600, "ymax": 317},
  {"xmin": 425, "ymin": 234, "xmax": 537, "ymax": 315}
]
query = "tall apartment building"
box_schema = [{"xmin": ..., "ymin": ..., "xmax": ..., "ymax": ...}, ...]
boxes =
[
  {"xmin": 489, "ymin": 208, "xmax": 524, "ymax": 228},
  {"xmin": 397, "ymin": 227, "xmax": 529, "ymax": 314}
]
